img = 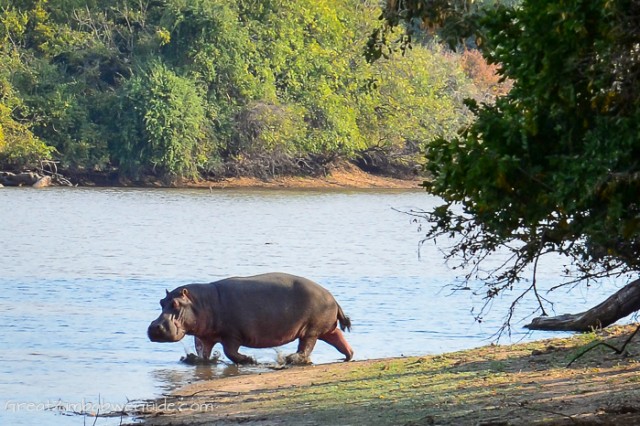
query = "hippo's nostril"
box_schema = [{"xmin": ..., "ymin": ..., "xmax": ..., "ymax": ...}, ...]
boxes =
[{"xmin": 148, "ymin": 323, "xmax": 162, "ymax": 339}]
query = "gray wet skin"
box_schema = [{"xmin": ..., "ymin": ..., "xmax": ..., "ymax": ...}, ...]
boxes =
[{"xmin": 148, "ymin": 272, "xmax": 354, "ymax": 364}]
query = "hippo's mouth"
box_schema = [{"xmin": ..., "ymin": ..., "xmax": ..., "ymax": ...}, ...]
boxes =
[
  {"xmin": 148, "ymin": 330, "xmax": 179, "ymax": 342},
  {"xmin": 147, "ymin": 314, "xmax": 187, "ymax": 342}
]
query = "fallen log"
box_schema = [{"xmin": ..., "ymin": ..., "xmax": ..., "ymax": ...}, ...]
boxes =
[
  {"xmin": 0, "ymin": 168, "xmax": 73, "ymax": 187},
  {"xmin": 525, "ymin": 278, "xmax": 640, "ymax": 331},
  {"xmin": 0, "ymin": 171, "xmax": 40, "ymax": 186}
]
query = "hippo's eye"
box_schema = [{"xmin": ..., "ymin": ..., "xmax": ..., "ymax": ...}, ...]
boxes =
[{"xmin": 160, "ymin": 299, "xmax": 166, "ymax": 308}]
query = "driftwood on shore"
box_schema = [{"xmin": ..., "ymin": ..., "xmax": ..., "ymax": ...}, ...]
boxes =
[
  {"xmin": 0, "ymin": 161, "xmax": 73, "ymax": 188},
  {"xmin": 1, "ymin": 171, "xmax": 44, "ymax": 187},
  {"xmin": 525, "ymin": 278, "xmax": 640, "ymax": 332}
]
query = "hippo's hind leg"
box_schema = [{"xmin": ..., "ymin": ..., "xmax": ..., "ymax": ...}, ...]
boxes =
[
  {"xmin": 285, "ymin": 336, "xmax": 317, "ymax": 365},
  {"xmin": 319, "ymin": 328, "xmax": 354, "ymax": 361},
  {"xmin": 221, "ymin": 339, "xmax": 256, "ymax": 365}
]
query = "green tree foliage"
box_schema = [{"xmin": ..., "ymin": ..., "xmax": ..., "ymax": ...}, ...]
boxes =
[
  {"xmin": 0, "ymin": 66, "xmax": 54, "ymax": 168},
  {"xmin": 159, "ymin": 0, "xmax": 263, "ymax": 104},
  {"xmin": 115, "ymin": 62, "xmax": 208, "ymax": 182},
  {"xmin": 239, "ymin": 0, "xmax": 368, "ymax": 155},
  {"xmin": 368, "ymin": 0, "xmax": 521, "ymax": 56},
  {"xmin": 383, "ymin": 0, "xmax": 640, "ymax": 327},
  {"xmin": 0, "ymin": 0, "xmax": 497, "ymax": 181},
  {"xmin": 0, "ymin": 9, "xmax": 54, "ymax": 168},
  {"xmin": 356, "ymin": 44, "xmax": 476, "ymax": 176}
]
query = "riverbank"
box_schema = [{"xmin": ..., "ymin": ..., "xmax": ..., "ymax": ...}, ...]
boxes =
[
  {"xmin": 1, "ymin": 163, "xmax": 424, "ymax": 190},
  {"xmin": 156, "ymin": 163, "xmax": 424, "ymax": 190},
  {"xmin": 193, "ymin": 166, "xmax": 423, "ymax": 190},
  {"xmin": 128, "ymin": 324, "xmax": 640, "ymax": 425}
]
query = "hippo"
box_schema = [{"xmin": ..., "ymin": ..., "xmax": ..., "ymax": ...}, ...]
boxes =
[{"xmin": 147, "ymin": 272, "xmax": 354, "ymax": 364}]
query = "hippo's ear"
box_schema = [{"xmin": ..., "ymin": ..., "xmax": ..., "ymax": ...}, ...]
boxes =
[
  {"xmin": 165, "ymin": 289, "xmax": 170, "ymax": 296},
  {"xmin": 181, "ymin": 288, "xmax": 190, "ymax": 299}
]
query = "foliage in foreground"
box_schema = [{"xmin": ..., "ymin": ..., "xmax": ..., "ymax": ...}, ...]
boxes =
[
  {"xmin": 0, "ymin": 0, "xmax": 502, "ymax": 183},
  {"xmin": 380, "ymin": 0, "xmax": 640, "ymax": 328}
]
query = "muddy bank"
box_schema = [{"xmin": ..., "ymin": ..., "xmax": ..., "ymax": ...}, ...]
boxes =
[
  {"xmin": 126, "ymin": 324, "xmax": 640, "ymax": 425},
  {"xmin": 127, "ymin": 163, "xmax": 424, "ymax": 190},
  {"xmin": 2, "ymin": 163, "xmax": 424, "ymax": 190},
  {"xmin": 191, "ymin": 165, "xmax": 423, "ymax": 190}
]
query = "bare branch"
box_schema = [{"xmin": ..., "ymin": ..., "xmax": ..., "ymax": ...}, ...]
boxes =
[{"xmin": 567, "ymin": 324, "xmax": 640, "ymax": 367}]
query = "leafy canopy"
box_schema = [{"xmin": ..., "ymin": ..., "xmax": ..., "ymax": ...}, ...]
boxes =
[
  {"xmin": 0, "ymin": 0, "xmax": 492, "ymax": 182},
  {"xmin": 383, "ymin": 0, "xmax": 640, "ymax": 325},
  {"xmin": 115, "ymin": 61, "xmax": 208, "ymax": 181}
]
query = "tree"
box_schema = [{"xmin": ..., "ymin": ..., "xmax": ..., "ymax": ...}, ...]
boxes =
[
  {"xmin": 0, "ymin": 10, "xmax": 54, "ymax": 169},
  {"xmin": 114, "ymin": 62, "xmax": 209, "ymax": 183},
  {"xmin": 379, "ymin": 0, "xmax": 640, "ymax": 333},
  {"xmin": 356, "ymin": 43, "xmax": 477, "ymax": 177}
]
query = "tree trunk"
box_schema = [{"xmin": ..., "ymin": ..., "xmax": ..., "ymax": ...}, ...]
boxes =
[{"xmin": 525, "ymin": 278, "xmax": 640, "ymax": 332}]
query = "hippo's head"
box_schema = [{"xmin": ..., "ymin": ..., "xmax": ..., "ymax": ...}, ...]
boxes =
[{"xmin": 148, "ymin": 287, "xmax": 198, "ymax": 343}]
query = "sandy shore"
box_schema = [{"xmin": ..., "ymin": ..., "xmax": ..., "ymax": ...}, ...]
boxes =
[
  {"xmin": 126, "ymin": 324, "xmax": 640, "ymax": 425},
  {"xmin": 185, "ymin": 165, "xmax": 424, "ymax": 190}
]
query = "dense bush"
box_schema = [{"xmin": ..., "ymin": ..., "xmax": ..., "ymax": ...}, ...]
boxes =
[
  {"xmin": 113, "ymin": 62, "xmax": 209, "ymax": 182},
  {"xmin": 0, "ymin": 51, "xmax": 54, "ymax": 168}
]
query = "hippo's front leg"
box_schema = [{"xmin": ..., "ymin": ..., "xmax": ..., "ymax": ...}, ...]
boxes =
[
  {"xmin": 285, "ymin": 336, "xmax": 317, "ymax": 365},
  {"xmin": 194, "ymin": 337, "xmax": 214, "ymax": 359},
  {"xmin": 221, "ymin": 339, "xmax": 256, "ymax": 365}
]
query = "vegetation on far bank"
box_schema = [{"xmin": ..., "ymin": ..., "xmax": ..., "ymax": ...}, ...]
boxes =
[{"xmin": 0, "ymin": 0, "xmax": 508, "ymax": 185}]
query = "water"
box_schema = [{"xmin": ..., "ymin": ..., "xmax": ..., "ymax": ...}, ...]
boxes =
[{"xmin": 0, "ymin": 187, "xmax": 629, "ymax": 425}]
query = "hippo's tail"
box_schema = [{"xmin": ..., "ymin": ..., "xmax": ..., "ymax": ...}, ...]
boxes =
[{"xmin": 337, "ymin": 303, "xmax": 352, "ymax": 332}]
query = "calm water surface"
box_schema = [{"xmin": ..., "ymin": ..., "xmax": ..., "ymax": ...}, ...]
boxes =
[{"xmin": 0, "ymin": 187, "xmax": 627, "ymax": 425}]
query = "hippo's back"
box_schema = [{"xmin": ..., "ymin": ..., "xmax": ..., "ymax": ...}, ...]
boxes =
[{"xmin": 214, "ymin": 272, "xmax": 333, "ymax": 304}]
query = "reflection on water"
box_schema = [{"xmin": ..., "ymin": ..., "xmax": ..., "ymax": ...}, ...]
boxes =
[
  {"xmin": 151, "ymin": 362, "xmax": 278, "ymax": 394},
  {"xmin": 0, "ymin": 187, "xmax": 627, "ymax": 426}
]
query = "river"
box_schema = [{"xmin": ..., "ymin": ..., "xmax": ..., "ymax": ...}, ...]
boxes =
[{"xmin": 0, "ymin": 187, "xmax": 626, "ymax": 425}]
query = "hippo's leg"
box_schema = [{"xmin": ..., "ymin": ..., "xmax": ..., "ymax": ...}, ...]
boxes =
[
  {"xmin": 285, "ymin": 336, "xmax": 317, "ymax": 365},
  {"xmin": 194, "ymin": 337, "xmax": 213, "ymax": 359},
  {"xmin": 221, "ymin": 339, "xmax": 256, "ymax": 365},
  {"xmin": 319, "ymin": 328, "xmax": 354, "ymax": 361}
]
